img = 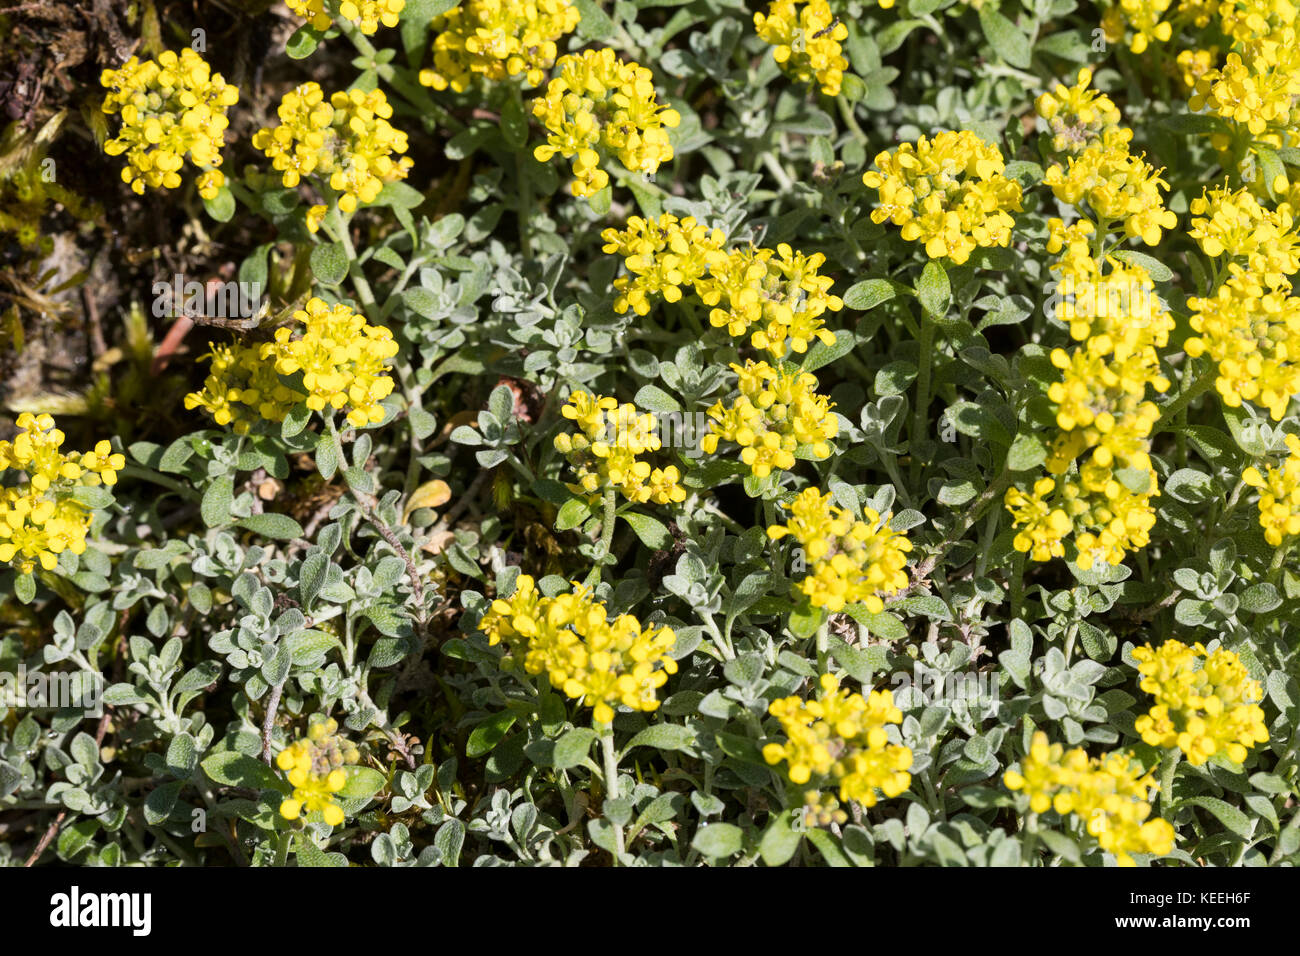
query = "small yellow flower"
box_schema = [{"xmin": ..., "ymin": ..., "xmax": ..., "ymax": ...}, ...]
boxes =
[
  {"xmin": 1190, "ymin": 38, "xmax": 1300, "ymax": 139},
  {"xmin": 186, "ymin": 299, "xmax": 398, "ymax": 431},
  {"xmin": 100, "ymin": 49, "xmax": 239, "ymax": 200},
  {"xmin": 479, "ymin": 575, "xmax": 678, "ymax": 723},
  {"xmin": 695, "ymin": 244, "xmax": 842, "ymax": 359},
  {"xmin": 1036, "ymin": 67, "xmax": 1131, "ymax": 155},
  {"xmin": 419, "ymin": 0, "xmax": 580, "ymax": 92},
  {"xmin": 306, "ymin": 204, "xmax": 328, "ymax": 234},
  {"xmin": 768, "ymin": 487, "xmax": 911, "ymax": 613},
  {"xmin": 261, "ymin": 298, "xmax": 400, "ymax": 428},
  {"xmin": 1188, "ymin": 184, "xmax": 1300, "ymax": 285},
  {"xmin": 1185, "ymin": 267, "xmax": 1300, "ymax": 422},
  {"xmin": 1132, "ymin": 641, "xmax": 1269, "ymax": 766},
  {"xmin": 600, "ymin": 214, "xmax": 728, "ymax": 316},
  {"xmin": 0, "ymin": 415, "xmax": 121, "ymax": 576},
  {"xmin": 276, "ymin": 719, "xmax": 361, "ymax": 827},
  {"xmin": 532, "ymin": 48, "xmax": 679, "ymax": 198},
  {"xmin": 1044, "ymin": 142, "xmax": 1177, "ymax": 246},
  {"xmin": 1007, "ymin": 235, "xmax": 1170, "ymax": 571},
  {"xmin": 1004, "ymin": 478, "xmax": 1072, "ymax": 562},
  {"xmin": 1048, "ymin": 251, "xmax": 1173, "ymax": 359},
  {"xmin": 1004, "ymin": 731, "xmax": 1175, "ymax": 866},
  {"xmin": 287, "ymin": 0, "xmax": 405, "ymax": 34},
  {"xmin": 862, "ymin": 130, "xmax": 1022, "ymax": 265},
  {"xmin": 184, "ymin": 342, "xmax": 304, "ymax": 433},
  {"xmin": 78, "ymin": 442, "xmax": 127, "ymax": 487},
  {"xmin": 754, "ymin": 0, "xmax": 850, "ymax": 96},
  {"xmin": 252, "ymin": 82, "xmax": 413, "ymax": 223},
  {"xmin": 1242, "ymin": 434, "xmax": 1300, "ymax": 547},
  {"xmin": 1102, "ymin": 0, "xmax": 1173, "ymax": 54},
  {"xmin": 1175, "ymin": 47, "xmax": 1217, "ymax": 91},
  {"xmin": 763, "ymin": 674, "xmax": 912, "ymax": 806},
  {"xmin": 553, "ymin": 391, "xmax": 687, "ymax": 506},
  {"xmin": 702, "ymin": 360, "xmax": 837, "ymax": 479}
]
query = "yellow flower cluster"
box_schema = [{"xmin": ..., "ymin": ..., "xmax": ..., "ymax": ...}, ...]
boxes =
[
  {"xmin": 276, "ymin": 718, "xmax": 361, "ymax": 827},
  {"xmin": 1004, "ymin": 732, "xmax": 1175, "ymax": 866},
  {"xmin": 799, "ymin": 790, "xmax": 849, "ymax": 829},
  {"xmin": 1045, "ymin": 215, "xmax": 1095, "ymax": 258},
  {"xmin": 701, "ymin": 361, "xmax": 837, "ymax": 479},
  {"xmin": 186, "ymin": 298, "xmax": 398, "ymax": 430},
  {"xmin": 762, "ymin": 674, "xmax": 912, "ymax": 807},
  {"xmin": 1004, "ymin": 479, "xmax": 1074, "ymax": 562},
  {"xmin": 183, "ymin": 340, "xmax": 305, "ymax": 434},
  {"xmin": 0, "ymin": 415, "xmax": 123, "ymax": 575},
  {"xmin": 696, "ymin": 244, "xmax": 842, "ymax": 358},
  {"xmin": 263, "ymin": 298, "xmax": 400, "ymax": 427},
  {"xmin": 598, "ymin": 216, "xmax": 843, "ymax": 358},
  {"xmin": 1039, "ymin": 68, "xmax": 1177, "ymax": 247},
  {"xmin": 1044, "ymin": 142, "xmax": 1177, "ymax": 246},
  {"xmin": 753, "ymin": 0, "xmax": 849, "ymax": 97},
  {"xmin": 1036, "ymin": 68, "xmax": 1131, "ymax": 155},
  {"xmin": 99, "ymin": 49, "xmax": 239, "ymax": 200},
  {"xmin": 478, "ymin": 575, "xmax": 678, "ymax": 723},
  {"xmin": 1176, "ymin": 47, "xmax": 1218, "ymax": 91},
  {"xmin": 1100, "ymin": 0, "xmax": 1173, "ymax": 54},
  {"xmin": 1047, "ymin": 232, "xmax": 1173, "ymax": 355},
  {"xmin": 553, "ymin": 391, "xmax": 687, "ymax": 505},
  {"xmin": 252, "ymin": 82, "xmax": 412, "ymax": 227},
  {"xmin": 600, "ymin": 214, "xmax": 727, "ymax": 316},
  {"xmin": 1188, "ymin": 184, "xmax": 1300, "ymax": 285},
  {"xmin": 1133, "ymin": 641, "xmax": 1269, "ymax": 766},
  {"xmin": 1216, "ymin": 0, "xmax": 1297, "ymax": 44},
  {"xmin": 419, "ymin": 0, "xmax": 580, "ymax": 92},
  {"xmin": 286, "ymin": 0, "xmax": 405, "ymax": 33},
  {"xmin": 1185, "ymin": 266, "xmax": 1300, "ymax": 421},
  {"xmin": 767, "ymin": 487, "xmax": 911, "ymax": 613},
  {"xmin": 1190, "ymin": 32, "xmax": 1300, "ymax": 139},
  {"xmin": 1047, "ymin": 347, "xmax": 1162, "ymax": 471},
  {"xmin": 1006, "ymin": 245, "xmax": 1171, "ymax": 569},
  {"xmin": 1167, "ymin": 2, "xmax": 1300, "ymax": 189},
  {"xmin": 861, "ymin": 130, "xmax": 1023, "ymax": 265},
  {"xmin": 1242, "ymin": 433, "xmax": 1300, "ymax": 546},
  {"xmin": 532, "ymin": 48, "xmax": 680, "ymax": 198}
]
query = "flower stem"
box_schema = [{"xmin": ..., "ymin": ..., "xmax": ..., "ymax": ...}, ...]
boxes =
[
  {"xmin": 516, "ymin": 149, "xmax": 534, "ymax": 260},
  {"xmin": 326, "ymin": 415, "xmax": 426, "ymax": 616},
  {"xmin": 599, "ymin": 723, "xmax": 625, "ymax": 863},
  {"xmin": 583, "ymin": 489, "xmax": 618, "ymax": 588},
  {"xmin": 273, "ymin": 831, "xmax": 292, "ymax": 867},
  {"xmin": 760, "ymin": 151, "xmax": 794, "ymax": 192},
  {"xmin": 1154, "ymin": 359, "xmax": 1214, "ymax": 432},
  {"xmin": 836, "ymin": 96, "xmax": 868, "ymax": 146},
  {"xmin": 910, "ymin": 307, "xmax": 936, "ymax": 485},
  {"xmin": 1269, "ymin": 540, "xmax": 1294, "ymax": 577},
  {"xmin": 1023, "ymin": 812, "xmax": 1040, "ymax": 866},
  {"xmin": 1158, "ymin": 746, "xmax": 1181, "ymax": 817},
  {"xmin": 334, "ymin": 217, "xmax": 378, "ymax": 313}
]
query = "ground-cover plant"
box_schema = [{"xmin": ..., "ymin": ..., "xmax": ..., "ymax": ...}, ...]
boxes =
[{"xmin": 0, "ymin": 0, "xmax": 1298, "ymax": 869}]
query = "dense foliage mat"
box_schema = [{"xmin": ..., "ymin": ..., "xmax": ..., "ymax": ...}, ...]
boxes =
[{"xmin": 1, "ymin": 0, "xmax": 1299, "ymax": 868}]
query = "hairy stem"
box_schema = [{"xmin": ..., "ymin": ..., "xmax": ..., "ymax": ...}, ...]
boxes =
[
  {"xmin": 583, "ymin": 489, "xmax": 618, "ymax": 588},
  {"xmin": 599, "ymin": 723, "xmax": 625, "ymax": 862}
]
